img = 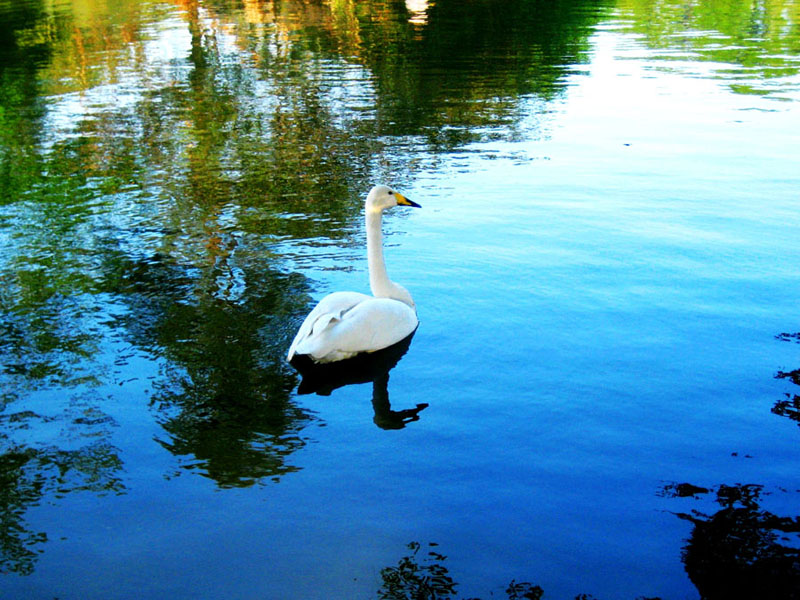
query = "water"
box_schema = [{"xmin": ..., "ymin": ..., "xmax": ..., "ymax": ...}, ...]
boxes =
[{"xmin": 2, "ymin": 0, "xmax": 800, "ymax": 598}]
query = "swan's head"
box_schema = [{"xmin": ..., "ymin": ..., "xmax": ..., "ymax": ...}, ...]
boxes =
[{"xmin": 366, "ymin": 185, "xmax": 421, "ymax": 212}]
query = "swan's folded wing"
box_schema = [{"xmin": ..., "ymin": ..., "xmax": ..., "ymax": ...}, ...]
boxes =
[
  {"xmin": 293, "ymin": 298, "xmax": 418, "ymax": 363},
  {"xmin": 287, "ymin": 291, "xmax": 371, "ymax": 360},
  {"xmin": 342, "ymin": 298, "xmax": 418, "ymax": 353}
]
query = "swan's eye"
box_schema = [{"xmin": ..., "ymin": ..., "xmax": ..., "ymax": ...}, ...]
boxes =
[{"xmin": 388, "ymin": 190, "xmax": 394, "ymax": 195}]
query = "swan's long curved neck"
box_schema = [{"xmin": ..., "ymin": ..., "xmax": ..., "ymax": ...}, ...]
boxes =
[{"xmin": 366, "ymin": 208, "xmax": 393, "ymax": 297}]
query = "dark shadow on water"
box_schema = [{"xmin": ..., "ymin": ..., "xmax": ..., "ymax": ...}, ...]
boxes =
[{"xmin": 290, "ymin": 330, "xmax": 428, "ymax": 430}]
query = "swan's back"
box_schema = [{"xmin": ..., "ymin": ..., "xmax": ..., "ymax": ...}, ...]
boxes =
[{"xmin": 287, "ymin": 293, "xmax": 418, "ymax": 363}]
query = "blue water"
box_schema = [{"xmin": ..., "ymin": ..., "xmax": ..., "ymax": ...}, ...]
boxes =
[{"xmin": 2, "ymin": 1, "xmax": 800, "ymax": 598}]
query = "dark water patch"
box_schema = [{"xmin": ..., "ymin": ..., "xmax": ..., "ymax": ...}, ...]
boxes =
[
  {"xmin": 651, "ymin": 333, "xmax": 800, "ymax": 599},
  {"xmin": 772, "ymin": 393, "xmax": 800, "ymax": 426},
  {"xmin": 777, "ymin": 333, "xmax": 800, "ymax": 344},
  {"xmin": 378, "ymin": 541, "xmax": 544, "ymax": 600}
]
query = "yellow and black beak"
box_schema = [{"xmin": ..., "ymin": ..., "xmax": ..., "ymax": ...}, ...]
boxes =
[{"xmin": 396, "ymin": 193, "xmax": 421, "ymax": 208}]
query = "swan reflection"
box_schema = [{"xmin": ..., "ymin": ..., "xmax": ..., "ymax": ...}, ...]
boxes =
[{"xmin": 289, "ymin": 331, "xmax": 427, "ymax": 429}]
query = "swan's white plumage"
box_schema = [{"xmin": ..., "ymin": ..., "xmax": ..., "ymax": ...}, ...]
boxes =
[{"xmin": 287, "ymin": 185, "xmax": 420, "ymax": 364}]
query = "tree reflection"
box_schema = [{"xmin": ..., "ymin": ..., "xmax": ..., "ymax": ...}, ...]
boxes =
[
  {"xmin": 0, "ymin": 1, "xmax": 134, "ymax": 574},
  {"xmin": 189, "ymin": 0, "xmax": 615, "ymax": 157},
  {"xmin": 655, "ymin": 332, "xmax": 800, "ymax": 599},
  {"xmin": 0, "ymin": 412, "xmax": 124, "ymax": 575},
  {"xmin": 359, "ymin": 0, "xmax": 614, "ymax": 147},
  {"xmin": 774, "ymin": 332, "xmax": 800, "ymax": 427},
  {"xmin": 378, "ymin": 541, "xmax": 545, "ymax": 600},
  {"xmin": 102, "ymin": 248, "xmax": 313, "ymax": 487},
  {"xmin": 618, "ymin": 0, "xmax": 800, "ymax": 96},
  {"xmin": 661, "ymin": 483, "xmax": 800, "ymax": 599},
  {"xmin": 291, "ymin": 331, "xmax": 428, "ymax": 429},
  {"xmin": 377, "ymin": 541, "xmax": 670, "ymax": 599}
]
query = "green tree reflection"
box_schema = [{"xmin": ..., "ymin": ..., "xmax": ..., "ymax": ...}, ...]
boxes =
[
  {"xmin": 359, "ymin": 0, "xmax": 614, "ymax": 147},
  {"xmin": 102, "ymin": 248, "xmax": 312, "ymax": 487},
  {"xmin": 247, "ymin": 0, "xmax": 616, "ymax": 151},
  {"xmin": 0, "ymin": 0, "xmax": 129, "ymax": 575},
  {"xmin": 618, "ymin": 0, "xmax": 800, "ymax": 96}
]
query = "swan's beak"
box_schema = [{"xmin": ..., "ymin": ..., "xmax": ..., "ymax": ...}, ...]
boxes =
[{"xmin": 396, "ymin": 193, "xmax": 421, "ymax": 208}]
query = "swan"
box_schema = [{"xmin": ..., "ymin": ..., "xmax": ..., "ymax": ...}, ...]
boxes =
[{"xmin": 287, "ymin": 185, "xmax": 421, "ymax": 364}]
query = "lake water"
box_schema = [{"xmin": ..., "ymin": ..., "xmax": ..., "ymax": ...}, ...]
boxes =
[{"xmin": 2, "ymin": 0, "xmax": 800, "ymax": 598}]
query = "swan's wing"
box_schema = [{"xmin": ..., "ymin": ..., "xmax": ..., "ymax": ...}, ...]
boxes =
[
  {"xmin": 287, "ymin": 291, "xmax": 371, "ymax": 361},
  {"xmin": 338, "ymin": 298, "xmax": 418, "ymax": 354},
  {"xmin": 292, "ymin": 297, "xmax": 418, "ymax": 363}
]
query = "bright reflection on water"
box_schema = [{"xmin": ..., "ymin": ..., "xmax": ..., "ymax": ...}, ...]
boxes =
[{"xmin": 2, "ymin": 0, "xmax": 800, "ymax": 598}]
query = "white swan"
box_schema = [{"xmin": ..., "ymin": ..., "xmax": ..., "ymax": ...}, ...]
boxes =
[{"xmin": 287, "ymin": 185, "xmax": 421, "ymax": 364}]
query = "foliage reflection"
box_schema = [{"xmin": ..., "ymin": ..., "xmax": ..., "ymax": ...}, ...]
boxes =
[
  {"xmin": 618, "ymin": 0, "xmax": 800, "ymax": 96},
  {"xmin": 103, "ymin": 249, "xmax": 311, "ymax": 487},
  {"xmin": 774, "ymin": 332, "xmax": 800, "ymax": 426},
  {"xmin": 377, "ymin": 541, "xmax": 669, "ymax": 600},
  {"xmin": 0, "ymin": 410, "xmax": 124, "ymax": 575},
  {"xmin": 656, "ymin": 333, "xmax": 800, "ymax": 600},
  {"xmin": 661, "ymin": 483, "xmax": 800, "ymax": 599},
  {"xmin": 378, "ymin": 542, "xmax": 546, "ymax": 600}
]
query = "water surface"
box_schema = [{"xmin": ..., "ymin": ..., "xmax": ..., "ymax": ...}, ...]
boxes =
[{"xmin": 2, "ymin": 0, "xmax": 800, "ymax": 598}]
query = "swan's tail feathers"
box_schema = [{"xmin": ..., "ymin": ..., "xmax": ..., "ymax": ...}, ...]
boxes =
[
  {"xmin": 286, "ymin": 320, "xmax": 312, "ymax": 362},
  {"xmin": 287, "ymin": 310, "xmax": 343, "ymax": 362},
  {"xmin": 309, "ymin": 312, "xmax": 341, "ymax": 337}
]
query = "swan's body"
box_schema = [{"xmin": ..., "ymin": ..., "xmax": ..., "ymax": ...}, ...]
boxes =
[{"xmin": 287, "ymin": 185, "xmax": 420, "ymax": 364}]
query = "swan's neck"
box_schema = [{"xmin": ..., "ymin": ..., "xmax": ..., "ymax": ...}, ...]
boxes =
[
  {"xmin": 366, "ymin": 207, "xmax": 415, "ymax": 309},
  {"xmin": 366, "ymin": 208, "xmax": 393, "ymax": 298}
]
